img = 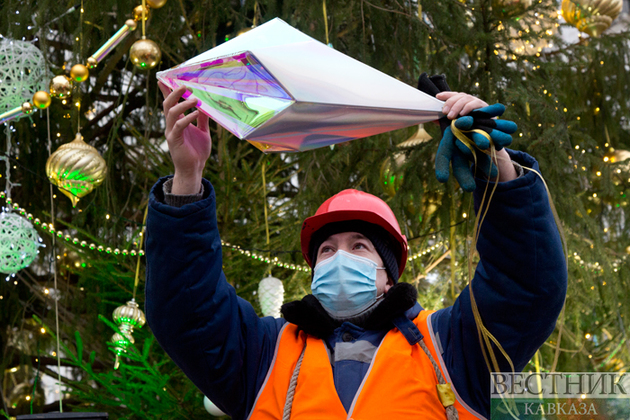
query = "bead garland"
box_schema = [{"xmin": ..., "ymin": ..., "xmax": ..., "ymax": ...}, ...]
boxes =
[
  {"xmin": 1, "ymin": 192, "xmax": 453, "ymax": 272},
  {"xmin": 0, "ymin": 191, "xmax": 144, "ymax": 258}
]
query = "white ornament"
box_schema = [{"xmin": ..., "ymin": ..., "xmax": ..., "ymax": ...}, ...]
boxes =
[
  {"xmin": 203, "ymin": 396, "xmax": 226, "ymax": 417},
  {"xmin": 0, "ymin": 39, "xmax": 50, "ymax": 114},
  {"xmin": 258, "ymin": 276, "xmax": 284, "ymax": 318},
  {"xmin": 0, "ymin": 211, "xmax": 42, "ymax": 276}
]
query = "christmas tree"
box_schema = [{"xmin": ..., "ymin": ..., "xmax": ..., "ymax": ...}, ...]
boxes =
[{"xmin": 1, "ymin": 0, "xmax": 629, "ymax": 418}]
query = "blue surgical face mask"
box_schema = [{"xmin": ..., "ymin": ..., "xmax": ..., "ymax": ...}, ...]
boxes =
[{"xmin": 311, "ymin": 249, "xmax": 386, "ymax": 319}]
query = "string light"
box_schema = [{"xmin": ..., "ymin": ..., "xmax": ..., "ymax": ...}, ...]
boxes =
[
  {"xmin": 569, "ymin": 249, "xmax": 626, "ymax": 273},
  {"xmin": 408, "ymin": 241, "xmax": 445, "ymax": 261}
]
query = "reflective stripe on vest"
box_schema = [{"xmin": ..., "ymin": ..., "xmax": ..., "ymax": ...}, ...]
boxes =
[{"xmin": 247, "ymin": 310, "xmax": 486, "ymax": 420}]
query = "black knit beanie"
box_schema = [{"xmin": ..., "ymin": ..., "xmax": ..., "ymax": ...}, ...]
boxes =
[{"xmin": 309, "ymin": 220, "xmax": 400, "ymax": 283}]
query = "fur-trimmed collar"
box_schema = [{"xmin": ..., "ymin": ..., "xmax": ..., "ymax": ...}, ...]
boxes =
[{"xmin": 280, "ymin": 282, "xmax": 418, "ymax": 339}]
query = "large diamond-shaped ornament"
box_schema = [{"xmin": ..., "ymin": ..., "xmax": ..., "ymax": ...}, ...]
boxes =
[{"xmin": 157, "ymin": 18, "xmax": 444, "ymax": 153}]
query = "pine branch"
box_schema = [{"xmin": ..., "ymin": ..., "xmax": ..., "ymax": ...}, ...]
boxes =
[{"xmin": 5, "ymin": 398, "xmax": 82, "ymax": 417}]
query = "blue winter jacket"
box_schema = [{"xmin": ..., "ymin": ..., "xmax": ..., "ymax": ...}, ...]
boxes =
[{"xmin": 145, "ymin": 150, "xmax": 567, "ymax": 420}]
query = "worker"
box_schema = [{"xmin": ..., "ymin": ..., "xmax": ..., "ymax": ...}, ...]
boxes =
[{"xmin": 145, "ymin": 80, "xmax": 567, "ymax": 419}]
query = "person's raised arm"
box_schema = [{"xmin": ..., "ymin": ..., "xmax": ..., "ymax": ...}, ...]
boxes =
[
  {"xmin": 145, "ymin": 83, "xmax": 285, "ymax": 420},
  {"xmin": 158, "ymin": 82, "xmax": 211, "ymax": 195},
  {"xmin": 424, "ymin": 90, "xmax": 566, "ymax": 418}
]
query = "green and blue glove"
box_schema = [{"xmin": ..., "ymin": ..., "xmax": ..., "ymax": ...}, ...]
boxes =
[{"xmin": 416, "ymin": 73, "xmax": 518, "ymax": 192}]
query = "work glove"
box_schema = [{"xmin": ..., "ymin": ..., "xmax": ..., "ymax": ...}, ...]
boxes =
[
  {"xmin": 416, "ymin": 73, "xmax": 518, "ymax": 192},
  {"xmin": 454, "ymin": 106, "xmax": 517, "ymax": 151}
]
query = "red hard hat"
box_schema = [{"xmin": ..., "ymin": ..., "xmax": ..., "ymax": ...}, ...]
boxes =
[{"xmin": 301, "ymin": 189, "xmax": 408, "ymax": 277}]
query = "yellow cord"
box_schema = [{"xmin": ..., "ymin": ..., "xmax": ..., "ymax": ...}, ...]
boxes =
[
  {"xmin": 132, "ymin": 205, "xmax": 149, "ymax": 300},
  {"xmin": 323, "ymin": 0, "xmax": 330, "ymax": 45},
  {"xmin": 253, "ymin": 2, "xmax": 259, "ymax": 27},
  {"xmin": 261, "ymin": 160, "xmax": 271, "ymax": 276},
  {"xmin": 450, "ymin": 120, "xmax": 568, "ymax": 377},
  {"xmin": 451, "ymin": 121, "xmax": 523, "ymax": 418},
  {"xmin": 142, "ymin": 0, "xmax": 146, "ymax": 39}
]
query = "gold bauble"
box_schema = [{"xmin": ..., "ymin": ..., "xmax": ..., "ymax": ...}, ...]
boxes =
[
  {"xmin": 133, "ymin": 5, "xmax": 151, "ymax": 21},
  {"xmin": 45, "ymin": 133, "xmax": 107, "ymax": 207},
  {"xmin": 49, "ymin": 75, "xmax": 73, "ymax": 98},
  {"xmin": 129, "ymin": 38, "xmax": 161, "ymax": 70},
  {"xmin": 110, "ymin": 332, "xmax": 131, "ymax": 369},
  {"xmin": 32, "ymin": 91, "xmax": 51, "ymax": 109},
  {"xmin": 113, "ymin": 299, "xmax": 146, "ymax": 334},
  {"xmin": 86, "ymin": 56, "xmax": 98, "ymax": 69},
  {"xmin": 111, "ymin": 331, "xmax": 133, "ymax": 349},
  {"xmin": 605, "ymin": 149, "xmax": 630, "ymax": 173},
  {"xmin": 492, "ymin": 0, "xmax": 533, "ymax": 18},
  {"xmin": 110, "ymin": 299, "xmax": 146, "ymax": 369},
  {"xmin": 562, "ymin": 0, "xmax": 622, "ymax": 37},
  {"xmin": 147, "ymin": 0, "xmax": 168, "ymax": 8},
  {"xmin": 609, "ymin": 149, "xmax": 630, "ymax": 164},
  {"xmin": 398, "ymin": 124, "xmax": 433, "ymax": 149},
  {"xmin": 125, "ymin": 19, "xmax": 138, "ymax": 31},
  {"xmin": 422, "ymin": 190, "xmax": 443, "ymax": 220},
  {"xmin": 70, "ymin": 64, "xmax": 89, "ymax": 83},
  {"xmin": 21, "ymin": 102, "xmax": 33, "ymax": 114},
  {"xmin": 625, "ymin": 245, "xmax": 630, "ymax": 255},
  {"xmin": 247, "ymin": 140, "xmax": 271, "ymax": 152},
  {"xmin": 404, "ymin": 193, "xmax": 423, "ymax": 219},
  {"xmin": 380, "ymin": 153, "xmax": 406, "ymax": 198}
]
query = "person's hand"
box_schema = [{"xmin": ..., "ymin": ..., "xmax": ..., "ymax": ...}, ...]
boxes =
[
  {"xmin": 417, "ymin": 74, "xmax": 519, "ymax": 191},
  {"xmin": 431, "ymin": 91, "xmax": 492, "ymax": 191},
  {"xmin": 441, "ymin": 101, "xmax": 517, "ymax": 151},
  {"xmin": 437, "ymin": 91, "xmax": 489, "ymax": 120},
  {"xmin": 158, "ymin": 81, "xmax": 211, "ymax": 195},
  {"xmin": 434, "ymin": 92, "xmax": 518, "ymax": 189}
]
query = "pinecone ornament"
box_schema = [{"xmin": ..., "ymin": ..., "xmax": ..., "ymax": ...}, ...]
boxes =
[{"xmin": 258, "ymin": 276, "xmax": 284, "ymax": 318}]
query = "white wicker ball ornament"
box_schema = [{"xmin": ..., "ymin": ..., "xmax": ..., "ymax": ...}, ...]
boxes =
[
  {"xmin": 258, "ymin": 276, "xmax": 284, "ymax": 318},
  {"xmin": 0, "ymin": 39, "xmax": 49, "ymax": 115},
  {"xmin": 203, "ymin": 396, "xmax": 227, "ymax": 417},
  {"xmin": 0, "ymin": 211, "xmax": 42, "ymax": 277}
]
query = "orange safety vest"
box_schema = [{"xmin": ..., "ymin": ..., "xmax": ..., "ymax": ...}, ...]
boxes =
[{"xmin": 247, "ymin": 310, "xmax": 485, "ymax": 420}]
